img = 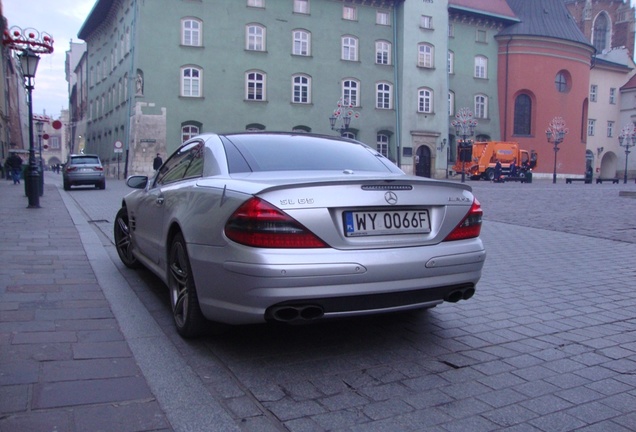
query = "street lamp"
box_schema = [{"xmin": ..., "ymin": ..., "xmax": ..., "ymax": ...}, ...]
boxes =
[
  {"xmin": 438, "ymin": 138, "xmax": 448, "ymax": 179},
  {"xmin": 618, "ymin": 124, "xmax": 636, "ymax": 184},
  {"xmin": 2, "ymin": 26, "xmax": 54, "ymax": 208},
  {"xmin": 546, "ymin": 117, "xmax": 568, "ymax": 184},
  {"xmin": 329, "ymin": 98, "xmax": 359, "ymax": 136},
  {"xmin": 451, "ymin": 107, "xmax": 477, "ymax": 183}
]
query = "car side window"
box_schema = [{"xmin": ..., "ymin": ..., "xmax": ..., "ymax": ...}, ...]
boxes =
[{"xmin": 156, "ymin": 141, "xmax": 204, "ymax": 186}]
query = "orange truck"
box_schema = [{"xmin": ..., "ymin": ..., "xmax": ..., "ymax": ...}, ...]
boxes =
[{"xmin": 452, "ymin": 141, "xmax": 538, "ymax": 181}]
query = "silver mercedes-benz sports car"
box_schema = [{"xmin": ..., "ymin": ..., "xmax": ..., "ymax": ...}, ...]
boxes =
[{"xmin": 114, "ymin": 132, "xmax": 486, "ymax": 337}]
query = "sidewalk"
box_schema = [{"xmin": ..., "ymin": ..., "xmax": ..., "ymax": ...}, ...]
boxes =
[{"xmin": 0, "ymin": 179, "xmax": 171, "ymax": 431}]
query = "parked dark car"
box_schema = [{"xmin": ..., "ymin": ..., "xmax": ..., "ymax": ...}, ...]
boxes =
[
  {"xmin": 114, "ymin": 132, "xmax": 486, "ymax": 338},
  {"xmin": 63, "ymin": 154, "xmax": 106, "ymax": 190}
]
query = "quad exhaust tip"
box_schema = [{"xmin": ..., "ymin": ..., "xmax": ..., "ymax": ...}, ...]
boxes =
[{"xmin": 269, "ymin": 305, "xmax": 324, "ymax": 323}]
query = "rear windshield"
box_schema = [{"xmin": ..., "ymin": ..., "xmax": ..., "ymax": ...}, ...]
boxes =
[
  {"xmin": 222, "ymin": 134, "xmax": 398, "ymax": 174},
  {"xmin": 70, "ymin": 156, "xmax": 101, "ymax": 165}
]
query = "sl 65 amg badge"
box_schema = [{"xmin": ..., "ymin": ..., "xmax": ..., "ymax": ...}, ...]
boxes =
[
  {"xmin": 448, "ymin": 196, "xmax": 471, "ymax": 202},
  {"xmin": 280, "ymin": 198, "xmax": 315, "ymax": 205}
]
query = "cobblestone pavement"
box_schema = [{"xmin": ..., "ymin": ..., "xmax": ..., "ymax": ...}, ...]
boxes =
[{"xmin": 1, "ymin": 173, "xmax": 635, "ymax": 432}]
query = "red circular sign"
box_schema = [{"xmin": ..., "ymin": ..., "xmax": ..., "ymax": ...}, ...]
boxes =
[
  {"xmin": 52, "ymin": 120, "xmax": 62, "ymax": 130},
  {"xmin": 42, "ymin": 133, "xmax": 50, "ymax": 140}
]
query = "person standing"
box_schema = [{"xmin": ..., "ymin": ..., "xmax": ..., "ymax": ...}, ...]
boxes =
[
  {"xmin": 153, "ymin": 153, "xmax": 163, "ymax": 171},
  {"xmin": 7, "ymin": 152, "xmax": 23, "ymax": 185}
]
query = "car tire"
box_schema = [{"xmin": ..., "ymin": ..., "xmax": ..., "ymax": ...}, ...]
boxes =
[
  {"xmin": 168, "ymin": 232, "xmax": 207, "ymax": 338},
  {"xmin": 98, "ymin": 180, "xmax": 106, "ymax": 190},
  {"xmin": 63, "ymin": 180, "xmax": 70, "ymax": 190},
  {"xmin": 485, "ymin": 168, "xmax": 494, "ymax": 181},
  {"xmin": 114, "ymin": 207, "xmax": 141, "ymax": 269}
]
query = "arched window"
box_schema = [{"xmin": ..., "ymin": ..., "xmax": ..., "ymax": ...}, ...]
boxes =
[
  {"xmin": 292, "ymin": 74, "xmax": 311, "ymax": 103},
  {"xmin": 182, "ymin": 18, "xmax": 202, "ymax": 46},
  {"xmin": 246, "ymin": 71, "xmax": 266, "ymax": 100},
  {"xmin": 474, "ymin": 94, "xmax": 487, "ymax": 119},
  {"xmin": 593, "ymin": 13, "xmax": 610, "ymax": 53},
  {"xmin": 181, "ymin": 67, "xmax": 202, "ymax": 97},
  {"xmin": 342, "ymin": 36, "xmax": 358, "ymax": 61},
  {"xmin": 417, "ymin": 88, "xmax": 433, "ymax": 113},
  {"xmin": 376, "ymin": 82, "xmax": 392, "ymax": 109},
  {"xmin": 377, "ymin": 133, "xmax": 389, "ymax": 157},
  {"xmin": 474, "ymin": 55, "xmax": 487, "ymax": 79},
  {"xmin": 513, "ymin": 94, "xmax": 532, "ymax": 136},
  {"xmin": 342, "ymin": 79, "xmax": 359, "ymax": 106},
  {"xmin": 246, "ymin": 24, "xmax": 266, "ymax": 51},
  {"xmin": 417, "ymin": 43, "xmax": 434, "ymax": 68},
  {"xmin": 181, "ymin": 123, "xmax": 200, "ymax": 142},
  {"xmin": 292, "ymin": 29, "xmax": 310, "ymax": 56},
  {"xmin": 375, "ymin": 40, "xmax": 391, "ymax": 65}
]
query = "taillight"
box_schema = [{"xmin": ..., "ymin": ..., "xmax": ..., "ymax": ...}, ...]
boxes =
[
  {"xmin": 444, "ymin": 198, "xmax": 482, "ymax": 241},
  {"xmin": 94, "ymin": 166, "xmax": 104, "ymax": 171},
  {"xmin": 225, "ymin": 197, "xmax": 327, "ymax": 248},
  {"xmin": 66, "ymin": 166, "xmax": 77, "ymax": 172}
]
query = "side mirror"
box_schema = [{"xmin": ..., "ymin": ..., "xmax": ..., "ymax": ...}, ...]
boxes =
[{"xmin": 126, "ymin": 175, "xmax": 148, "ymax": 189}]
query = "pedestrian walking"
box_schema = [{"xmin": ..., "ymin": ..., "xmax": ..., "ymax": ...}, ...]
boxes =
[
  {"xmin": 7, "ymin": 152, "xmax": 23, "ymax": 185},
  {"xmin": 153, "ymin": 153, "xmax": 163, "ymax": 171}
]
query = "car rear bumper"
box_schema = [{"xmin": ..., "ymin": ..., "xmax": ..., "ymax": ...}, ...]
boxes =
[{"xmin": 188, "ymin": 239, "xmax": 485, "ymax": 325}]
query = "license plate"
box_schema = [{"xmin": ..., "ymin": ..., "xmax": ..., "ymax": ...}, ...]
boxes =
[{"xmin": 344, "ymin": 209, "xmax": 430, "ymax": 237}]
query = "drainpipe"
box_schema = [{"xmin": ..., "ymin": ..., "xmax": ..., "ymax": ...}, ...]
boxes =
[
  {"xmin": 393, "ymin": 2, "xmax": 401, "ymax": 167},
  {"xmin": 503, "ymin": 36, "xmax": 512, "ymax": 141}
]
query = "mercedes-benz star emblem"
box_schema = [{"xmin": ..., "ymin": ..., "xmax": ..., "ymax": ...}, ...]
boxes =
[{"xmin": 384, "ymin": 191, "xmax": 398, "ymax": 205}]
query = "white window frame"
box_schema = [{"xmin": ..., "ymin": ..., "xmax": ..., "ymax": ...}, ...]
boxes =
[
  {"xmin": 294, "ymin": 0, "xmax": 309, "ymax": 14},
  {"xmin": 343, "ymin": 5, "xmax": 357, "ymax": 20},
  {"xmin": 342, "ymin": 79, "xmax": 359, "ymax": 107},
  {"xmin": 590, "ymin": 84, "xmax": 598, "ymax": 102},
  {"xmin": 376, "ymin": 82, "xmax": 392, "ymax": 109},
  {"xmin": 181, "ymin": 66, "xmax": 202, "ymax": 97},
  {"xmin": 246, "ymin": 24, "xmax": 266, "ymax": 51},
  {"xmin": 377, "ymin": 134, "xmax": 389, "ymax": 157},
  {"xmin": 246, "ymin": 71, "xmax": 266, "ymax": 101},
  {"xmin": 420, "ymin": 15, "xmax": 432, "ymax": 29},
  {"xmin": 588, "ymin": 119, "xmax": 596, "ymax": 136},
  {"xmin": 474, "ymin": 56, "xmax": 487, "ymax": 79},
  {"xmin": 247, "ymin": 0, "xmax": 264, "ymax": 7},
  {"xmin": 292, "ymin": 30, "xmax": 310, "ymax": 56},
  {"xmin": 474, "ymin": 94, "xmax": 488, "ymax": 119},
  {"xmin": 607, "ymin": 121, "xmax": 614, "ymax": 137},
  {"xmin": 476, "ymin": 29, "xmax": 487, "ymax": 43},
  {"xmin": 375, "ymin": 40, "xmax": 391, "ymax": 65},
  {"xmin": 182, "ymin": 18, "xmax": 202, "ymax": 46},
  {"xmin": 292, "ymin": 74, "xmax": 311, "ymax": 104},
  {"xmin": 449, "ymin": 91, "xmax": 455, "ymax": 116},
  {"xmin": 182, "ymin": 125, "xmax": 200, "ymax": 143},
  {"xmin": 376, "ymin": 10, "xmax": 389, "ymax": 26},
  {"xmin": 342, "ymin": 36, "xmax": 358, "ymax": 61},
  {"xmin": 448, "ymin": 50, "xmax": 454, "ymax": 74},
  {"xmin": 417, "ymin": 43, "xmax": 434, "ymax": 68},
  {"xmin": 418, "ymin": 88, "xmax": 433, "ymax": 113},
  {"xmin": 609, "ymin": 87, "xmax": 616, "ymax": 104}
]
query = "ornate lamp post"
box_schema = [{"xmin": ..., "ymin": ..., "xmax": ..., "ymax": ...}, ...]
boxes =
[
  {"xmin": 35, "ymin": 120, "xmax": 44, "ymax": 196},
  {"xmin": 451, "ymin": 107, "xmax": 477, "ymax": 183},
  {"xmin": 2, "ymin": 27, "xmax": 54, "ymax": 208},
  {"xmin": 618, "ymin": 124, "xmax": 636, "ymax": 184},
  {"xmin": 329, "ymin": 98, "xmax": 360, "ymax": 136},
  {"xmin": 546, "ymin": 117, "xmax": 568, "ymax": 184}
]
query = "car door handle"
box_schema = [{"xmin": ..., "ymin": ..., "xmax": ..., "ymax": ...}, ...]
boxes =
[{"xmin": 156, "ymin": 196, "xmax": 164, "ymax": 205}]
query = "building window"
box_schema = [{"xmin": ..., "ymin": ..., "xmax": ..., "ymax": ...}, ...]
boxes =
[
  {"xmin": 417, "ymin": 43, "xmax": 434, "ymax": 68},
  {"xmin": 593, "ymin": 13, "xmax": 609, "ymax": 53},
  {"xmin": 247, "ymin": 0, "xmax": 264, "ymax": 7},
  {"xmin": 342, "ymin": 79, "xmax": 359, "ymax": 106},
  {"xmin": 448, "ymin": 51, "xmax": 454, "ymax": 74},
  {"xmin": 609, "ymin": 87, "xmax": 616, "ymax": 104},
  {"xmin": 376, "ymin": 82, "xmax": 392, "ymax": 109},
  {"xmin": 377, "ymin": 134, "xmax": 389, "ymax": 157},
  {"xmin": 588, "ymin": 119, "xmax": 596, "ymax": 136},
  {"xmin": 607, "ymin": 121, "xmax": 614, "ymax": 138},
  {"xmin": 448, "ymin": 91, "xmax": 455, "ymax": 116},
  {"xmin": 420, "ymin": 15, "xmax": 432, "ymax": 29},
  {"xmin": 513, "ymin": 94, "xmax": 532, "ymax": 135},
  {"xmin": 590, "ymin": 84, "xmax": 598, "ymax": 102},
  {"xmin": 417, "ymin": 88, "xmax": 433, "ymax": 113},
  {"xmin": 246, "ymin": 71, "xmax": 266, "ymax": 100},
  {"xmin": 474, "ymin": 56, "xmax": 487, "ymax": 79},
  {"xmin": 474, "ymin": 94, "xmax": 487, "ymax": 119},
  {"xmin": 294, "ymin": 0, "xmax": 309, "ymax": 14},
  {"xmin": 182, "ymin": 19, "xmax": 202, "ymax": 46},
  {"xmin": 246, "ymin": 24, "xmax": 266, "ymax": 51},
  {"xmin": 343, "ymin": 5, "xmax": 356, "ymax": 20},
  {"xmin": 292, "ymin": 30, "xmax": 310, "ymax": 56},
  {"xmin": 292, "ymin": 74, "xmax": 311, "ymax": 103},
  {"xmin": 448, "ymin": 23, "xmax": 455, "ymax": 37},
  {"xmin": 342, "ymin": 131, "xmax": 356, "ymax": 139},
  {"xmin": 182, "ymin": 124, "xmax": 200, "ymax": 142},
  {"xmin": 555, "ymin": 71, "xmax": 569, "ymax": 93},
  {"xmin": 375, "ymin": 40, "xmax": 391, "ymax": 65},
  {"xmin": 181, "ymin": 67, "xmax": 202, "ymax": 97},
  {"xmin": 341, "ymin": 36, "xmax": 358, "ymax": 61},
  {"xmin": 476, "ymin": 29, "xmax": 487, "ymax": 43},
  {"xmin": 376, "ymin": 10, "xmax": 389, "ymax": 25}
]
